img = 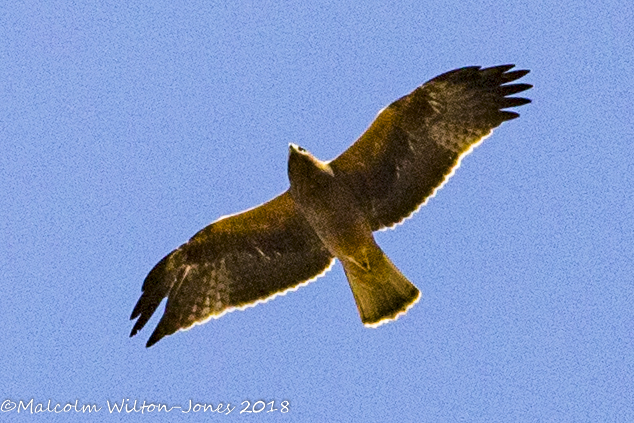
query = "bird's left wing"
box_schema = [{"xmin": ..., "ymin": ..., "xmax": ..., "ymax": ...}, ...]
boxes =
[
  {"xmin": 130, "ymin": 191, "xmax": 334, "ymax": 347},
  {"xmin": 330, "ymin": 65, "xmax": 532, "ymax": 231}
]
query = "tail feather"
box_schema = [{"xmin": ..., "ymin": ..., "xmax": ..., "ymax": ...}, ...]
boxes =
[{"xmin": 342, "ymin": 247, "xmax": 420, "ymax": 327}]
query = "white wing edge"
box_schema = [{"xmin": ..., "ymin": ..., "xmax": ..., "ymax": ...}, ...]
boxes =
[
  {"xmin": 377, "ymin": 129, "xmax": 494, "ymax": 232},
  {"xmin": 178, "ymin": 257, "xmax": 337, "ymax": 333},
  {"xmin": 209, "ymin": 189, "xmax": 288, "ymax": 226}
]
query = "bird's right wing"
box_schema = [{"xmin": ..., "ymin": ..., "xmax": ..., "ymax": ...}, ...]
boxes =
[
  {"xmin": 330, "ymin": 65, "xmax": 532, "ymax": 231},
  {"xmin": 130, "ymin": 191, "xmax": 334, "ymax": 347}
]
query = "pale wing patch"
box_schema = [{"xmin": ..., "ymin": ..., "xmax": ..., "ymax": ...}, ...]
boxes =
[{"xmin": 177, "ymin": 257, "xmax": 336, "ymax": 334}]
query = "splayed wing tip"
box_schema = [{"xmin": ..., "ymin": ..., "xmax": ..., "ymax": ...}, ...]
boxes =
[{"xmin": 144, "ymin": 257, "xmax": 337, "ymax": 347}]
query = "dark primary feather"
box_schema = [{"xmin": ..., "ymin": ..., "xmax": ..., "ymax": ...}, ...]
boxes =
[
  {"xmin": 331, "ymin": 65, "xmax": 532, "ymax": 231},
  {"xmin": 130, "ymin": 192, "xmax": 333, "ymax": 347}
]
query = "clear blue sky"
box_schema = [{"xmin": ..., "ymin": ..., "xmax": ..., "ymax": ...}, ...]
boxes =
[{"xmin": 2, "ymin": 0, "xmax": 632, "ymax": 421}]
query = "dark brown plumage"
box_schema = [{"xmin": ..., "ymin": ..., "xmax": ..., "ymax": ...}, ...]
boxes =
[{"xmin": 130, "ymin": 65, "xmax": 532, "ymax": 347}]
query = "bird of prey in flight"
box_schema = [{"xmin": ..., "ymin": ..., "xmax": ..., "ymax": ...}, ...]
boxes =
[{"xmin": 130, "ymin": 64, "xmax": 532, "ymax": 347}]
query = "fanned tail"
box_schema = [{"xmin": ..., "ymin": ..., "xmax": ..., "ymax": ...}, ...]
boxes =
[{"xmin": 342, "ymin": 246, "xmax": 420, "ymax": 327}]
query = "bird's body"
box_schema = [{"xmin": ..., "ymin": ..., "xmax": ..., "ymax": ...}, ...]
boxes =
[
  {"xmin": 288, "ymin": 145, "xmax": 420, "ymax": 325},
  {"xmin": 130, "ymin": 64, "xmax": 532, "ymax": 347},
  {"xmin": 288, "ymin": 147, "xmax": 371, "ymax": 262}
]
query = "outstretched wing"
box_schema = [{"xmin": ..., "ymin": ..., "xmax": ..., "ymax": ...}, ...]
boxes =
[
  {"xmin": 330, "ymin": 65, "xmax": 532, "ymax": 231},
  {"xmin": 130, "ymin": 191, "xmax": 334, "ymax": 347}
]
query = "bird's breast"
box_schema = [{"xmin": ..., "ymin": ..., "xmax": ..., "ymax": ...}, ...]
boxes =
[{"xmin": 290, "ymin": 172, "xmax": 374, "ymax": 259}]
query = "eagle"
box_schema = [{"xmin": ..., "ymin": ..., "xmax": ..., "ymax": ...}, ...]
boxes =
[{"xmin": 130, "ymin": 64, "xmax": 532, "ymax": 347}]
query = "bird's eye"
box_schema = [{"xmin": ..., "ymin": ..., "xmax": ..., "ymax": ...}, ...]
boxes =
[{"xmin": 298, "ymin": 146, "xmax": 306, "ymax": 152}]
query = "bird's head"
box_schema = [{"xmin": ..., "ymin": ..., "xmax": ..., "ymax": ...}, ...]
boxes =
[
  {"xmin": 288, "ymin": 144, "xmax": 334, "ymax": 195},
  {"xmin": 288, "ymin": 144, "xmax": 333, "ymax": 174},
  {"xmin": 288, "ymin": 143, "xmax": 309, "ymax": 157}
]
